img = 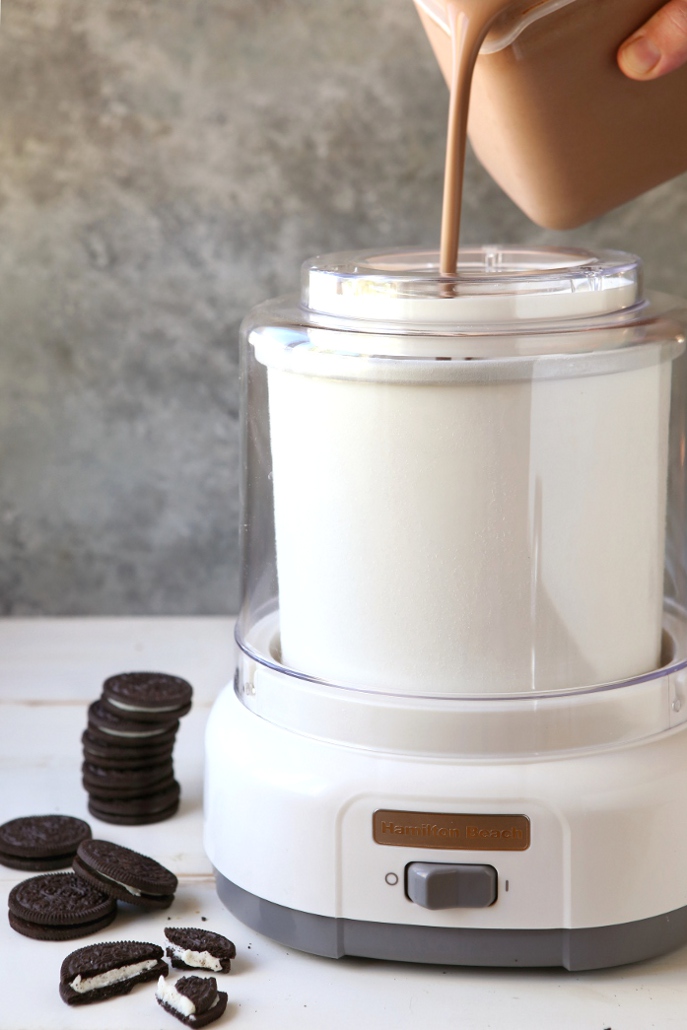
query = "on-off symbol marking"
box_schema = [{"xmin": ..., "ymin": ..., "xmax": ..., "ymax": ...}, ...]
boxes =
[{"xmin": 385, "ymin": 872, "xmax": 399, "ymax": 886}]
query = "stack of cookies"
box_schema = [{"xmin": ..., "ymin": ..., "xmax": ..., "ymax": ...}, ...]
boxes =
[{"xmin": 81, "ymin": 672, "xmax": 193, "ymax": 825}]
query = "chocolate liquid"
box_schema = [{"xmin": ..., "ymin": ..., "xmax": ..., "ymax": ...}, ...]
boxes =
[{"xmin": 438, "ymin": 0, "xmax": 514, "ymax": 274}]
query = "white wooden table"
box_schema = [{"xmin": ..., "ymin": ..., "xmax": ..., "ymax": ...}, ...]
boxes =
[{"xmin": 2, "ymin": 617, "xmax": 687, "ymax": 1029}]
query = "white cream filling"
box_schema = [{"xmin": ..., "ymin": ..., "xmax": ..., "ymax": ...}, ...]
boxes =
[
  {"xmin": 156, "ymin": 977, "xmax": 221, "ymax": 1020},
  {"xmin": 109, "ymin": 698, "xmax": 181, "ymax": 714},
  {"xmin": 70, "ymin": 959, "xmax": 158, "ymax": 994},
  {"xmin": 101, "ymin": 725, "xmax": 167, "ymax": 738},
  {"xmin": 156, "ymin": 975, "xmax": 196, "ymax": 1017},
  {"xmin": 96, "ymin": 869, "xmax": 142, "ymax": 896},
  {"xmin": 168, "ymin": 942, "xmax": 222, "ymax": 972}
]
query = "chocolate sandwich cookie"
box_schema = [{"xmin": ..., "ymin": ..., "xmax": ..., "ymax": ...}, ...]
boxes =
[
  {"xmin": 60, "ymin": 940, "xmax": 168, "ymax": 1005},
  {"xmin": 81, "ymin": 729, "xmax": 174, "ymax": 768},
  {"xmin": 88, "ymin": 700, "xmax": 179, "ymax": 745},
  {"xmin": 8, "ymin": 872, "xmax": 117, "ymax": 940},
  {"xmin": 73, "ymin": 839, "xmax": 178, "ymax": 909},
  {"xmin": 165, "ymin": 927, "xmax": 236, "ymax": 973},
  {"xmin": 0, "ymin": 814, "xmax": 91, "ymax": 871},
  {"xmin": 88, "ymin": 780, "xmax": 181, "ymax": 826},
  {"xmin": 101, "ymin": 672, "xmax": 193, "ymax": 723},
  {"xmin": 156, "ymin": 974, "xmax": 228, "ymax": 1027},
  {"xmin": 82, "ymin": 760, "xmax": 175, "ymax": 800}
]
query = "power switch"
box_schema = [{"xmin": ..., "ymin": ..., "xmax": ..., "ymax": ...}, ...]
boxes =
[{"xmin": 406, "ymin": 862, "xmax": 497, "ymax": 909}]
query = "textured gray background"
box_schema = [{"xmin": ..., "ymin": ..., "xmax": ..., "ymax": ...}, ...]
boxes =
[{"xmin": 0, "ymin": 0, "xmax": 685, "ymax": 614}]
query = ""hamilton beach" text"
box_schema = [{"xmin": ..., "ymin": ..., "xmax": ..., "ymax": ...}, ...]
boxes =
[{"xmin": 379, "ymin": 821, "xmax": 524, "ymax": 841}]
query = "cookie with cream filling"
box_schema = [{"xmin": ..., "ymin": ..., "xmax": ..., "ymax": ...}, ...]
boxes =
[
  {"xmin": 87, "ymin": 781, "xmax": 180, "ymax": 826},
  {"xmin": 8, "ymin": 872, "xmax": 116, "ymax": 941},
  {"xmin": 165, "ymin": 927, "xmax": 236, "ymax": 972},
  {"xmin": 73, "ymin": 838, "xmax": 177, "ymax": 909},
  {"xmin": 0, "ymin": 815, "xmax": 91, "ymax": 871},
  {"xmin": 156, "ymin": 974, "xmax": 228, "ymax": 1027},
  {"xmin": 101, "ymin": 671, "xmax": 193, "ymax": 723},
  {"xmin": 60, "ymin": 940, "xmax": 168, "ymax": 1004},
  {"xmin": 87, "ymin": 700, "xmax": 179, "ymax": 745}
]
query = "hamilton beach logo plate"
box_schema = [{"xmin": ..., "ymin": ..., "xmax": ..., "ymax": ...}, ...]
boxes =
[{"xmin": 373, "ymin": 810, "xmax": 530, "ymax": 851}]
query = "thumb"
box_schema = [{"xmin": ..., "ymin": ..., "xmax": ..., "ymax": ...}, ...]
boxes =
[{"xmin": 618, "ymin": 0, "xmax": 687, "ymax": 79}]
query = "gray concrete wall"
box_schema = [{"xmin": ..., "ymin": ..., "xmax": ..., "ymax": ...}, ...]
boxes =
[{"xmin": 0, "ymin": 0, "xmax": 684, "ymax": 614}]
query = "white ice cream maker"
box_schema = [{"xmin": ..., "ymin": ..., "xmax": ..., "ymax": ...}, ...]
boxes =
[{"xmin": 205, "ymin": 245, "xmax": 687, "ymax": 969}]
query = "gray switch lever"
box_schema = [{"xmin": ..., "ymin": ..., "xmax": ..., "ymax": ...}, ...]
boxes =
[{"xmin": 406, "ymin": 862, "xmax": 497, "ymax": 909}]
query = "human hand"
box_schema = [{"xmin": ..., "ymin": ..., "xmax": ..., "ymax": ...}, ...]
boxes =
[{"xmin": 618, "ymin": 0, "xmax": 687, "ymax": 79}]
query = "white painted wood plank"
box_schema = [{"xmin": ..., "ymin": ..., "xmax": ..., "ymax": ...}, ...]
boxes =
[{"xmin": 0, "ymin": 617, "xmax": 235, "ymax": 703}]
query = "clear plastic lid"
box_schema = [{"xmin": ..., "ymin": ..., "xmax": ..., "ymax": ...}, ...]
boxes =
[
  {"xmin": 304, "ymin": 245, "xmax": 641, "ymax": 322},
  {"xmin": 248, "ymin": 246, "xmax": 683, "ymax": 370}
]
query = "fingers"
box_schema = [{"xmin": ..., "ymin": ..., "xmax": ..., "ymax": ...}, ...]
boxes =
[{"xmin": 618, "ymin": 0, "xmax": 687, "ymax": 79}]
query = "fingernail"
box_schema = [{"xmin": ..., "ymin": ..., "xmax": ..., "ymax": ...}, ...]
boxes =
[{"xmin": 620, "ymin": 35, "xmax": 661, "ymax": 76}]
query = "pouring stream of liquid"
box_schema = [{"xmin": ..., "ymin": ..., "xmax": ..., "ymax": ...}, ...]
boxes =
[{"xmin": 439, "ymin": 0, "xmax": 515, "ymax": 275}]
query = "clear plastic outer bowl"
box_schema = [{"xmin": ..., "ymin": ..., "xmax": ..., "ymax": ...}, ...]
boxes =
[
  {"xmin": 235, "ymin": 604, "xmax": 687, "ymax": 758},
  {"xmin": 237, "ymin": 245, "xmax": 687, "ymax": 756}
]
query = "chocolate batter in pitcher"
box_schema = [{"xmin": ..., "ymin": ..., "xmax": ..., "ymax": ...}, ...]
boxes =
[{"xmin": 417, "ymin": 0, "xmax": 687, "ymax": 241}]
